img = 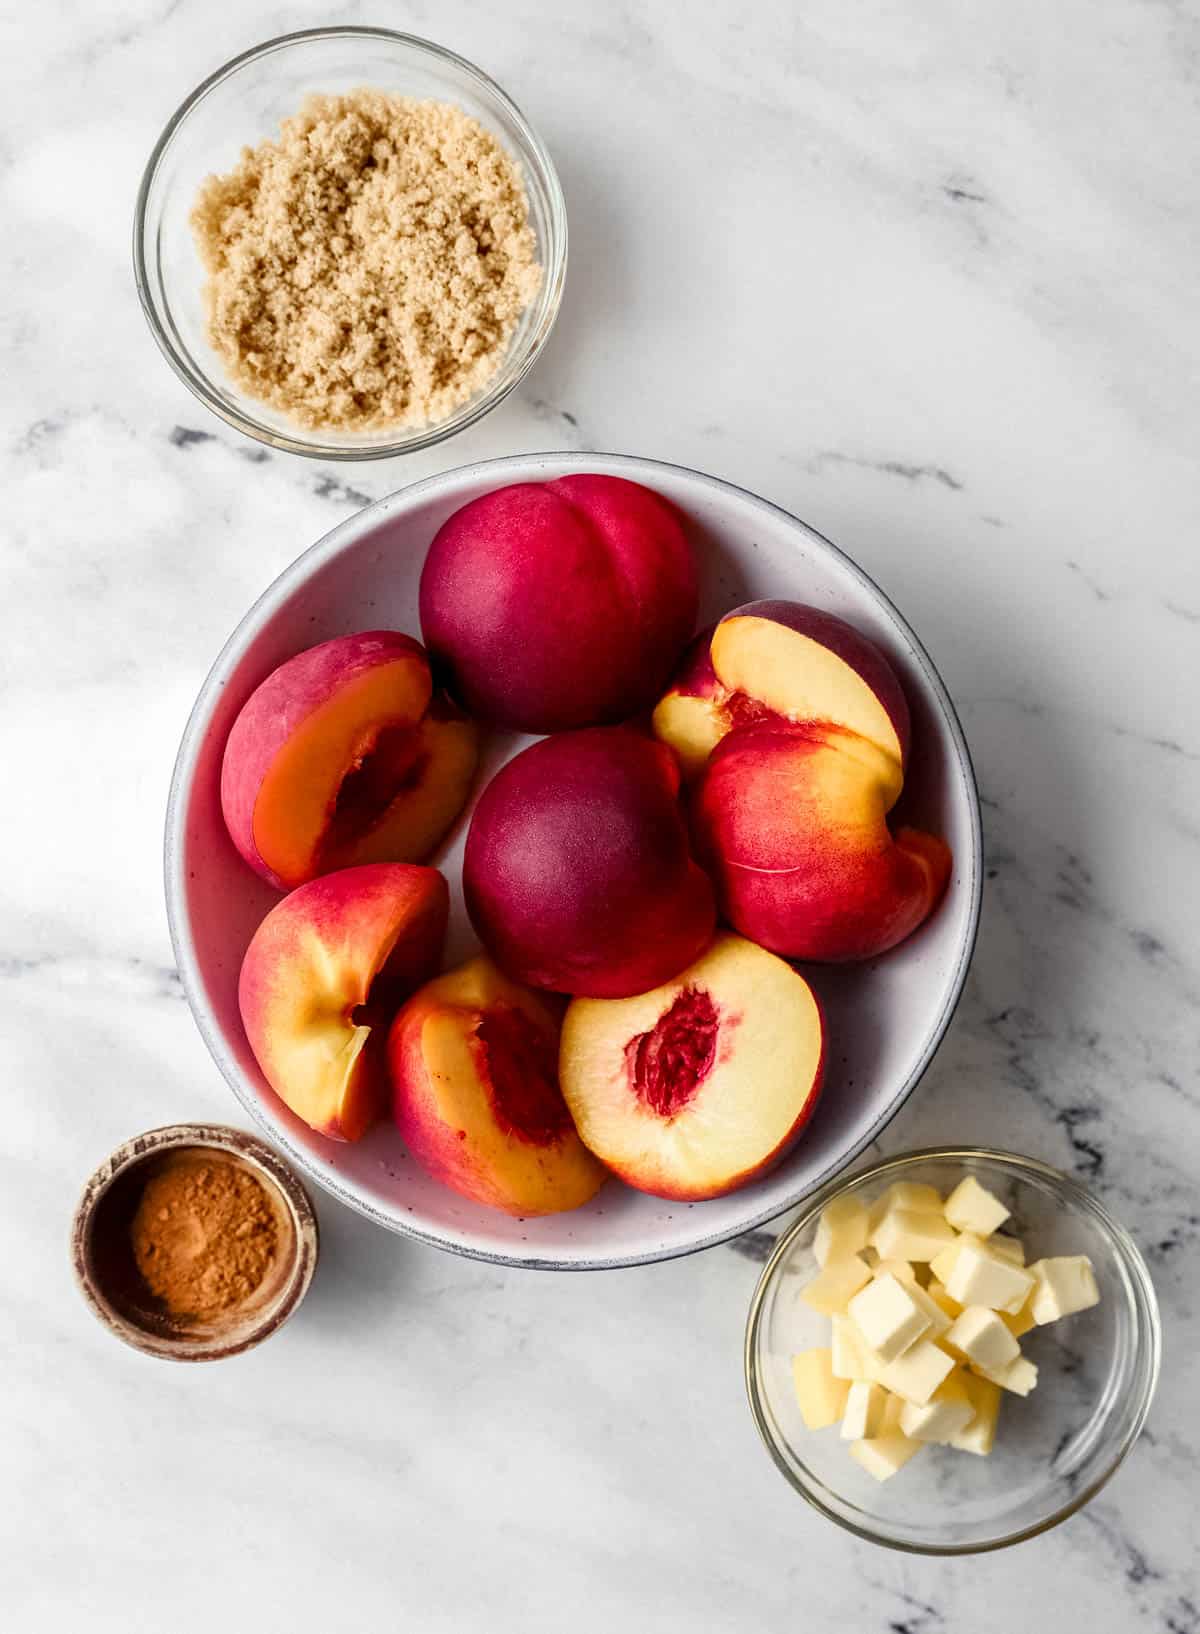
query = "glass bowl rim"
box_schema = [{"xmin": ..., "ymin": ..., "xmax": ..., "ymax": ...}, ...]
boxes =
[
  {"xmin": 743, "ymin": 1144, "xmax": 1162, "ymax": 1555},
  {"xmin": 132, "ymin": 24, "xmax": 568, "ymax": 461}
]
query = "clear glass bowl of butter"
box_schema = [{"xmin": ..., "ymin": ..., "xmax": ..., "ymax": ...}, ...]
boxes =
[{"xmin": 744, "ymin": 1148, "xmax": 1160, "ymax": 1553}]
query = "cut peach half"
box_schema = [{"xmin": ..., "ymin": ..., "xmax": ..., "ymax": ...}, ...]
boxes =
[
  {"xmin": 238, "ymin": 863, "xmax": 449, "ymax": 1142},
  {"xmin": 559, "ymin": 933, "xmax": 825, "ymax": 1201},
  {"xmin": 653, "ymin": 601, "xmax": 909, "ymax": 779},
  {"xmin": 389, "ymin": 956, "xmax": 608, "ymax": 1216},
  {"xmin": 221, "ymin": 631, "xmax": 480, "ymax": 890}
]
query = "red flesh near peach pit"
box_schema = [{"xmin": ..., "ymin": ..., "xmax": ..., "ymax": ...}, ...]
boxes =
[
  {"xmin": 419, "ymin": 475, "xmax": 699, "ymax": 733},
  {"xmin": 473, "ymin": 1006, "xmax": 574, "ymax": 1145},
  {"xmin": 221, "ymin": 631, "xmax": 478, "ymax": 890},
  {"xmin": 624, "ymin": 986, "xmax": 720, "ymax": 1117}
]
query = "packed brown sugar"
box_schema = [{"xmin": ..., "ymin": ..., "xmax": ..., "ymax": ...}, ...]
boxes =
[{"xmin": 190, "ymin": 89, "xmax": 542, "ymax": 431}]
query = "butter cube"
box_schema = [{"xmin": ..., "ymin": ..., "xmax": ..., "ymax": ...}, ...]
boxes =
[
  {"xmin": 868, "ymin": 1181, "xmax": 943, "ymax": 1230},
  {"xmin": 972, "ymin": 1355, "xmax": 1038, "ymax": 1396},
  {"xmin": 1001, "ymin": 1293, "xmax": 1036, "ymax": 1339},
  {"xmin": 905, "ymin": 1281, "xmax": 953, "ymax": 1338},
  {"xmin": 899, "ymin": 1370, "xmax": 976, "ymax": 1443},
  {"xmin": 801, "ymin": 1253, "xmax": 872, "ymax": 1315},
  {"xmin": 943, "ymin": 1175, "xmax": 1010, "ymax": 1237},
  {"xmin": 879, "ymin": 1337, "xmax": 956, "ymax": 1405},
  {"xmin": 830, "ymin": 1314, "xmax": 884, "ymax": 1382},
  {"xmin": 871, "ymin": 1256, "xmax": 918, "ymax": 1285},
  {"xmin": 840, "ymin": 1379, "xmax": 888, "ymax": 1440},
  {"xmin": 945, "ymin": 1306, "xmax": 1021, "ymax": 1372},
  {"xmin": 792, "ymin": 1349, "xmax": 851, "ymax": 1429},
  {"xmin": 1028, "ymin": 1256, "xmax": 1100, "ymax": 1325},
  {"xmin": 881, "ymin": 1390, "xmax": 906, "ymax": 1432},
  {"xmin": 848, "ymin": 1431, "xmax": 922, "ymax": 1483},
  {"xmin": 930, "ymin": 1230, "xmax": 1024, "ymax": 1288},
  {"xmin": 813, "ymin": 1195, "xmax": 871, "ymax": 1266},
  {"xmin": 950, "ymin": 1374, "xmax": 1002, "ymax": 1455},
  {"xmin": 847, "ymin": 1273, "xmax": 931, "ymax": 1362},
  {"xmin": 944, "ymin": 1241, "xmax": 1034, "ymax": 1314},
  {"xmin": 871, "ymin": 1207, "xmax": 957, "ymax": 1263},
  {"xmin": 925, "ymin": 1279, "xmax": 963, "ymax": 1320}
]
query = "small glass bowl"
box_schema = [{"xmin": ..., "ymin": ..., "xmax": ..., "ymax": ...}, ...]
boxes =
[
  {"xmin": 744, "ymin": 1148, "xmax": 1160, "ymax": 1554},
  {"xmin": 134, "ymin": 27, "xmax": 567, "ymax": 460}
]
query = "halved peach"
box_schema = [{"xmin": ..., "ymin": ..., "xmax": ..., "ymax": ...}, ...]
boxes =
[
  {"xmin": 239, "ymin": 863, "xmax": 449, "ymax": 1141},
  {"xmin": 653, "ymin": 601, "xmax": 909, "ymax": 778},
  {"xmin": 559, "ymin": 933, "xmax": 825, "ymax": 1201},
  {"xmin": 222, "ymin": 631, "xmax": 480, "ymax": 890},
  {"xmin": 388, "ymin": 956, "xmax": 607, "ymax": 1216},
  {"xmin": 693, "ymin": 722, "xmax": 951, "ymax": 961}
]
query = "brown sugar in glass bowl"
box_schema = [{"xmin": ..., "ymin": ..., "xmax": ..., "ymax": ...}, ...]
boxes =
[{"xmin": 72, "ymin": 1124, "xmax": 318, "ymax": 1361}]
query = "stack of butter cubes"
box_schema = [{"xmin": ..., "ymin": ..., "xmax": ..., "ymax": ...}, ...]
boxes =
[{"xmin": 791, "ymin": 1175, "xmax": 1101, "ymax": 1481}]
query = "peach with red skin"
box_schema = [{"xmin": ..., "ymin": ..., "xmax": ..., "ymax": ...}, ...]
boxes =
[
  {"xmin": 419, "ymin": 475, "xmax": 699, "ymax": 733},
  {"xmin": 653, "ymin": 600, "xmax": 910, "ymax": 778},
  {"xmin": 693, "ymin": 721, "xmax": 951, "ymax": 962},
  {"xmin": 239, "ymin": 863, "xmax": 449, "ymax": 1141},
  {"xmin": 389, "ymin": 956, "xmax": 607, "ymax": 1216},
  {"xmin": 463, "ymin": 726, "xmax": 716, "ymax": 999},
  {"xmin": 221, "ymin": 631, "xmax": 478, "ymax": 891},
  {"xmin": 560, "ymin": 933, "xmax": 825, "ymax": 1201}
]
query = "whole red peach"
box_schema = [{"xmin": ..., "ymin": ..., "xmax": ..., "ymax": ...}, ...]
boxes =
[
  {"xmin": 419, "ymin": 475, "xmax": 698, "ymax": 732},
  {"xmin": 463, "ymin": 726, "xmax": 715, "ymax": 998}
]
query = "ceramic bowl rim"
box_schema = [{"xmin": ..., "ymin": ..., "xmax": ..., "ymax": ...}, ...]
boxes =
[{"xmin": 164, "ymin": 450, "xmax": 984, "ymax": 1269}]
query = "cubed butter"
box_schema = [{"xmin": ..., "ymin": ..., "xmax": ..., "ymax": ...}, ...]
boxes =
[
  {"xmin": 945, "ymin": 1306, "xmax": 1021, "ymax": 1372},
  {"xmin": 1001, "ymin": 1293, "xmax": 1036, "ymax": 1339},
  {"xmin": 905, "ymin": 1281, "xmax": 953, "ymax": 1337},
  {"xmin": 871, "ymin": 1207, "xmax": 958, "ymax": 1263},
  {"xmin": 925, "ymin": 1279, "xmax": 963, "ymax": 1320},
  {"xmin": 871, "ymin": 1256, "xmax": 918, "ymax": 1285},
  {"xmin": 830, "ymin": 1313, "xmax": 884, "ymax": 1382},
  {"xmin": 949, "ymin": 1374, "xmax": 1002, "ymax": 1455},
  {"xmin": 847, "ymin": 1273, "xmax": 931, "ymax": 1362},
  {"xmin": 944, "ymin": 1241, "xmax": 1034, "ymax": 1314},
  {"xmin": 868, "ymin": 1181, "xmax": 943, "ymax": 1230},
  {"xmin": 930, "ymin": 1230, "xmax": 1024, "ymax": 1287},
  {"xmin": 879, "ymin": 1337, "xmax": 956, "ymax": 1405},
  {"xmin": 840, "ymin": 1379, "xmax": 888, "ymax": 1441},
  {"xmin": 943, "ymin": 1175, "xmax": 1010, "ymax": 1237},
  {"xmin": 848, "ymin": 1431, "xmax": 922, "ymax": 1483},
  {"xmin": 813, "ymin": 1195, "xmax": 871, "ymax": 1266},
  {"xmin": 972, "ymin": 1355, "xmax": 1038, "ymax": 1396},
  {"xmin": 899, "ymin": 1370, "xmax": 976, "ymax": 1443},
  {"xmin": 801, "ymin": 1253, "xmax": 873, "ymax": 1315},
  {"xmin": 792, "ymin": 1349, "xmax": 851, "ymax": 1429},
  {"xmin": 1028, "ymin": 1256, "xmax": 1100, "ymax": 1325}
]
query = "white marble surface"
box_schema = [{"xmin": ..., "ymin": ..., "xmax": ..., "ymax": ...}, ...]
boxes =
[{"xmin": 3, "ymin": 0, "xmax": 1198, "ymax": 1626}]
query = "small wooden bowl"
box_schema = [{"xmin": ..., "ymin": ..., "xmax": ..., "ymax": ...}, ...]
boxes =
[{"xmin": 71, "ymin": 1123, "xmax": 319, "ymax": 1361}]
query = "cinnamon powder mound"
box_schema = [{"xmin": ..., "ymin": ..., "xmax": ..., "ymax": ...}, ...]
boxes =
[
  {"xmin": 190, "ymin": 89, "xmax": 543, "ymax": 431},
  {"xmin": 131, "ymin": 1157, "xmax": 278, "ymax": 1321}
]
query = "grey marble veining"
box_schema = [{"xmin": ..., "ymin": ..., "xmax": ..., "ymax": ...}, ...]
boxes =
[{"xmin": 2, "ymin": 0, "xmax": 1198, "ymax": 1628}]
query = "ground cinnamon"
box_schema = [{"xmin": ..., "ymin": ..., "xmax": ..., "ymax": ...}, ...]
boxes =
[{"xmin": 131, "ymin": 1156, "xmax": 278, "ymax": 1321}]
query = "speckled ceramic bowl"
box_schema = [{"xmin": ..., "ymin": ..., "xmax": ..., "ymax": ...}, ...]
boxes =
[
  {"xmin": 72, "ymin": 1123, "xmax": 319, "ymax": 1361},
  {"xmin": 165, "ymin": 452, "xmax": 983, "ymax": 1269}
]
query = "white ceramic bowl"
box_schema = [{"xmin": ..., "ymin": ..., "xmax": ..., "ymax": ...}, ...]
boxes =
[{"xmin": 166, "ymin": 453, "xmax": 982, "ymax": 1267}]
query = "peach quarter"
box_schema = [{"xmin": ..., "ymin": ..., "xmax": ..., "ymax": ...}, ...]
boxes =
[
  {"xmin": 419, "ymin": 475, "xmax": 699, "ymax": 732},
  {"xmin": 238, "ymin": 863, "xmax": 449, "ymax": 1141},
  {"xmin": 389, "ymin": 956, "xmax": 607, "ymax": 1216},
  {"xmin": 693, "ymin": 722, "xmax": 951, "ymax": 961},
  {"xmin": 222, "ymin": 631, "xmax": 479, "ymax": 891},
  {"xmin": 653, "ymin": 600, "xmax": 910, "ymax": 779},
  {"xmin": 559, "ymin": 933, "xmax": 825, "ymax": 1201},
  {"xmin": 463, "ymin": 726, "xmax": 716, "ymax": 999}
]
